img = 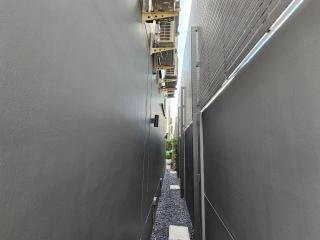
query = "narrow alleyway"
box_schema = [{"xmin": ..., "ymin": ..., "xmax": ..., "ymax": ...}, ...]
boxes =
[{"xmin": 151, "ymin": 167, "xmax": 194, "ymax": 240}]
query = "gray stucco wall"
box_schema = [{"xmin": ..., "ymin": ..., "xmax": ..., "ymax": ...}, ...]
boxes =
[
  {"xmin": 202, "ymin": 1, "xmax": 320, "ymax": 239},
  {"xmin": 0, "ymin": 1, "xmax": 165, "ymax": 239}
]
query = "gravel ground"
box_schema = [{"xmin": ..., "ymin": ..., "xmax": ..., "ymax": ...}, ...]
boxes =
[{"xmin": 151, "ymin": 169, "xmax": 194, "ymax": 240}]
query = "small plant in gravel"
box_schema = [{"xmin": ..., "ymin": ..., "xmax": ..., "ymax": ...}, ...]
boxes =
[{"xmin": 166, "ymin": 139, "xmax": 177, "ymax": 170}]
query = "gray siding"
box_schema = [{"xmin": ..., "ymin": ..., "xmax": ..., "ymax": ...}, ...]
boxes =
[
  {"xmin": 0, "ymin": 0, "xmax": 165, "ymax": 239},
  {"xmin": 202, "ymin": 1, "xmax": 320, "ymax": 239}
]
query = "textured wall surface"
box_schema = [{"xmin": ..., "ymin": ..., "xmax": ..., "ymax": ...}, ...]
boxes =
[
  {"xmin": 202, "ymin": 1, "xmax": 320, "ymax": 239},
  {"xmin": 191, "ymin": 0, "xmax": 293, "ymax": 108},
  {"xmin": 180, "ymin": 0, "xmax": 294, "ymax": 125},
  {"xmin": 0, "ymin": 0, "xmax": 165, "ymax": 239}
]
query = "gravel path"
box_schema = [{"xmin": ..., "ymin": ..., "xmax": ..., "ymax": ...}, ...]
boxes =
[{"xmin": 151, "ymin": 169, "xmax": 194, "ymax": 240}]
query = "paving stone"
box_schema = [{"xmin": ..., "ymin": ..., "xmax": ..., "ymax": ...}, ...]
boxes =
[{"xmin": 151, "ymin": 170, "xmax": 194, "ymax": 240}]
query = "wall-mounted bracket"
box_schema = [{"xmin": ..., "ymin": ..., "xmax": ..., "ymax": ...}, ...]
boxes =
[
  {"xmin": 160, "ymin": 78, "xmax": 177, "ymax": 83},
  {"xmin": 142, "ymin": 11, "xmax": 179, "ymax": 22},
  {"xmin": 155, "ymin": 65, "xmax": 175, "ymax": 71},
  {"xmin": 160, "ymin": 87, "xmax": 177, "ymax": 92},
  {"xmin": 158, "ymin": 79, "xmax": 177, "ymax": 86},
  {"xmin": 150, "ymin": 47, "xmax": 176, "ymax": 55}
]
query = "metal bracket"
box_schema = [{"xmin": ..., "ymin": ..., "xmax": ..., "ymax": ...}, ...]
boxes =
[
  {"xmin": 158, "ymin": 78, "xmax": 177, "ymax": 84},
  {"xmin": 142, "ymin": 11, "xmax": 179, "ymax": 22},
  {"xmin": 160, "ymin": 87, "xmax": 177, "ymax": 92},
  {"xmin": 150, "ymin": 47, "xmax": 176, "ymax": 55},
  {"xmin": 155, "ymin": 65, "xmax": 175, "ymax": 71}
]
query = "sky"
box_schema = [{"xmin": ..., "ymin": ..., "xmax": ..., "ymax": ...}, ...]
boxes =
[{"xmin": 170, "ymin": 0, "xmax": 192, "ymax": 120}]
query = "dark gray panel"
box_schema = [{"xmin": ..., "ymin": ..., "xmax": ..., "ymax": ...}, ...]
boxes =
[
  {"xmin": 185, "ymin": 125, "xmax": 194, "ymax": 222},
  {"xmin": 203, "ymin": 1, "xmax": 320, "ymax": 240},
  {"xmin": 0, "ymin": 0, "xmax": 165, "ymax": 239},
  {"xmin": 205, "ymin": 199, "xmax": 232, "ymax": 240}
]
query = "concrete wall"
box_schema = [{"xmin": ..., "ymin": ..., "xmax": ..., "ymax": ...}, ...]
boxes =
[
  {"xmin": 202, "ymin": 1, "xmax": 320, "ymax": 239},
  {"xmin": 0, "ymin": 1, "xmax": 165, "ymax": 239}
]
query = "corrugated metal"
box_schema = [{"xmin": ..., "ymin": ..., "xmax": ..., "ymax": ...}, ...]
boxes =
[{"xmin": 192, "ymin": 0, "xmax": 293, "ymax": 108}]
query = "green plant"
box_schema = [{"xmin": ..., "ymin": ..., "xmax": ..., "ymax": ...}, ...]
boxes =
[
  {"xmin": 165, "ymin": 139, "xmax": 178, "ymax": 170},
  {"xmin": 166, "ymin": 150, "xmax": 172, "ymax": 159}
]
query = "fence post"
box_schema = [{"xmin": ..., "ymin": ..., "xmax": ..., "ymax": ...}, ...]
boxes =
[{"xmin": 191, "ymin": 26, "xmax": 205, "ymax": 240}]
